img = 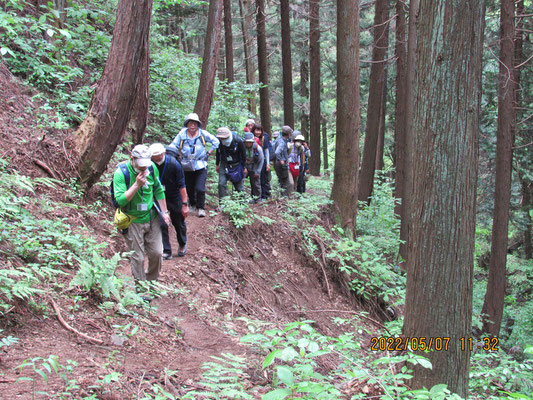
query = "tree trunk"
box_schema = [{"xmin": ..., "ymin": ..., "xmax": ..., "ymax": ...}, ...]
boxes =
[
  {"xmin": 358, "ymin": 0, "xmax": 389, "ymax": 203},
  {"xmin": 522, "ymin": 180, "xmax": 533, "ymax": 259},
  {"xmin": 194, "ymin": 0, "xmax": 224, "ymax": 127},
  {"xmin": 128, "ymin": 32, "xmax": 150, "ymax": 145},
  {"xmin": 309, "ymin": 0, "xmax": 321, "ymax": 175},
  {"xmin": 322, "ymin": 115, "xmax": 329, "ymax": 172},
  {"xmin": 280, "ymin": 0, "xmax": 295, "ymax": 128},
  {"xmin": 256, "ymin": 0, "xmax": 272, "ymax": 134},
  {"xmin": 74, "ymin": 0, "xmax": 153, "ymax": 188},
  {"xmin": 375, "ymin": 78, "xmax": 387, "ymax": 172},
  {"xmin": 239, "ymin": 0, "xmax": 257, "ymax": 115},
  {"xmin": 300, "ymin": 58, "xmax": 309, "ymax": 139},
  {"xmin": 403, "ymin": 0, "xmax": 485, "ymax": 396},
  {"xmin": 393, "ymin": 0, "xmax": 407, "ymax": 217},
  {"xmin": 481, "ymin": 0, "xmax": 516, "ymax": 338},
  {"xmin": 398, "ymin": 0, "xmax": 418, "ymax": 263},
  {"xmin": 331, "ymin": 0, "xmax": 360, "ymax": 240},
  {"xmin": 223, "ymin": 0, "xmax": 234, "ymax": 82}
]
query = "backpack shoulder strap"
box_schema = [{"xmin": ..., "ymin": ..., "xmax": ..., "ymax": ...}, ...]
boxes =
[
  {"xmin": 199, "ymin": 129, "xmax": 207, "ymax": 146},
  {"xmin": 119, "ymin": 162, "xmax": 130, "ymax": 188}
]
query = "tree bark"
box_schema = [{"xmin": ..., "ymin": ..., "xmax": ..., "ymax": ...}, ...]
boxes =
[
  {"xmin": 239, "ymin": 0, "xmax": 257, "ymax": 115},
  {"xmin": 322, "ymin": 115, "xmax": 329, "ymax": 172},
  {"xmin": 331, "ymin": 0, "xmax": 360, "ymax": 240},
  {"xmin": 280, "ymin": 0, "xmax": 295, "ymax": 128},
  {"xmin": 522, "ymin": 180, "xmax": 533, "ymax": 259},
  {"xmin": 403, "ymin": 0, "xmax": 485, "ymax": 396},
  {"xmin": 194, "ymin": 0, "xmax": 224, "ymax": 127},
  {"xmin": 223, "ymin": 0, "xmax": 234, "ymax": 82},
  {"xmin": 74, "ymin": 0, "xmax": 153, "ymax": 188},
  {"xmin": 300, "ymin": 57, "xmax": 309, "ymax": 139},
  {"xmin": 256, "ymin": 0, "xmax": 272, "ymax": 134},
  {"xmin": 398, "ymin": 0, "xmax": 418, "ymax": 263},
  {"xmin": 309, "ymin": 0, "xmax": 321, "ymax": 175},
  {"xmin": 358, "ymin": 0, "xmax": 389, "ymax": 203},
  {"xmin": 128, "ymin": 34, "xmax": 150, "ymax": 145},
  {"xmin": 375, "ymin": 78, "xmax": 387, "ymax": 172},
  {"xmin": 481, "ymin": 0, "xmax": 516, "ymax": 337},
  {"xmin": 393, "ymin": 0, "xmax": 407, "ymax": 217}
]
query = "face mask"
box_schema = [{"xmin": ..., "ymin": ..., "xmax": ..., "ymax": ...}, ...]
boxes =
[
  {"xmin": 295, "ymin": 142, "xmax": 302, "ymax": 148},
  {"xmin": 156, "ymin": 158, "xmax": 165, "ymax": 166},
  {"xmin": 222, "ymin": 137, "xmax": 232, "ymax": 146}
]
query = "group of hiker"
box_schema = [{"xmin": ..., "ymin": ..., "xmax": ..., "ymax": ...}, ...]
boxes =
[{"xmin": 112, "ymin": 112, "xmax": 311, "ymax": 284}]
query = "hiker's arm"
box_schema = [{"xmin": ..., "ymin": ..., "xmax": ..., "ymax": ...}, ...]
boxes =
[
  {"xmin": 255, "ymin": 147, "xmax": 264, "ymax": 175},
  {"xmin": 180, "ymin": 187, "xmax": 189, "ymax": 218},
  {"xmin": 121, "ymin": 172, "xmax": 145, "ymax": 204},
  {"xmin": 157, "ymin": 198, "xmax": 171, "ymax": 225}
]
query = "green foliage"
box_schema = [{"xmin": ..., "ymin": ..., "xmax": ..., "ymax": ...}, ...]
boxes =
[
  {"xmin": 183, "ymin": 353, "xmax": 254, "ymax": 399},
  {"xmin": 69, "ymin": 251, "xmax": 143, "ymax": 309},
  {"xmin": 0, "ymin": 1, "xmax": 113, "ymax": 124},
  {"xmin": 16, "ymin": 355, "xmax": 78, "ymax": 399},
  {"xmin": 0, "ymin": 329, "xmax": 19, "ymax": 349},
  {"xmin": 220, "ymin": 192, "xmax": 255, "ymax": 229}
]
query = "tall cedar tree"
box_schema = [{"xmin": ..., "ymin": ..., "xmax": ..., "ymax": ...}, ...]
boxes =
[
  {"xmin": 358, "ymin": 0, "xmax": 389, "ymax": 203},
  {"xmin": 280, "ymin": 0, "xmax": 295, "ymax": 128},
  {"xmin": 322, "ymin": 116, "xmax": 328, "ymax": 171},
  {"xmin": 515, "ymin": 0, "xmax": 532, "ymax": 259},
  {"xmin": 403, "ymin": 0, "xmax": 485, "ymax": 396},
  {"xmin": 223, "ymin": 0, "xmax": 234, "ymax": 82},
  {"xmin": 74, "ymin": 0, "xmax": 152, "ymax": 188},
  {"xmin": 128, "ymin": 35, "xmax": 149, "ymax": 145},
  {"xmin": 309, "ymin": 0, "xmax": 321, "ymax": 175},
  {"xmin": 481, "ymin": 0, "xmax": 516, "ymax": 337},
  {"xmin": 398, "ymin": 0, "xmax": 418, "ymax": 263},
  {"xmin": 239, "ymin": 0, "xmax": 257, "ymax": 115},
  {"xmin": 300, "ymin": 44, "xmax": 310, "ymax": 138},
  {"xmin": 256, "ymin": 0, "xmax": 272, "ymax": 134},
  {"xmin": 194, "ymin": 0, "xmax": 223, "ymax": 127},
  {"xmin": 375, "ymin": 79, "xmax": 387, "ymax": 171},
  {"xmin": 393, "ymin": 0, "xmax": 407, "ymax": 216},
  {"xmin": 331, "ymin": 0, "xmax": 360, "ymax": 240}
]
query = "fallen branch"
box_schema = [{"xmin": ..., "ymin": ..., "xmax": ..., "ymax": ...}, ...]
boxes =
[
  {"xmin": 50, "ymin": 298, "xmax": 104, "ymax": 345},
  {"xmin": 33, "ymin": 159, "xmax": 58, "ymax": 179}
]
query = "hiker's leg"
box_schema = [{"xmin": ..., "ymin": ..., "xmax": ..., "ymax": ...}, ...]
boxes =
[
  {"xmin": 145, "ymin": 218, "xmax": 163, "ymax": 281},
  {"xmin": 184, "ymin": 171, "xmax": 197, "ymax": 208},
  {"xmin": 218, "ymin": 169, "xmax": 228, "ymax": 199},
  {"xmin": 195, "ymin": 168, "xmax": 208, "ymax": 209},
  {"xmin": 125, "ymin": 222, "xmax": 147, "ymax": 281}
]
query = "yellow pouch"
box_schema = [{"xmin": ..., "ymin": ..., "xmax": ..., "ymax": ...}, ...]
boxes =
[{"xmin": 114, "ymin": 208, "xmax": 135, "ymax": 230}]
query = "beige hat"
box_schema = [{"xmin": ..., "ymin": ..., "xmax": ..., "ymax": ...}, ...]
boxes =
[
  {"xmin": 131, "ymin": 144, "xmax": 152, "ymax": 167},
  {"xmin": 281, "ymin": 125, "xmax": 293, "ymax": 136},
  {"xmin": 216, "ymin": 127, "xmax": 232, "ymax": 139},
  {"xmin": 184, "ymin": 112, "xmax": 202, "ymax": 127},
  {"xmin": 149, "ymin": 143, "xmax": 166, "ymax": 156},
  {"xmin": 294, "ymin": 135, "xmax": 305, "ymax": 142}
]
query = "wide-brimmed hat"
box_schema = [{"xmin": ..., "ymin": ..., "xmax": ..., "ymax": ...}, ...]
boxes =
[
  {"xmin": 149, "ymin": 143, "xmax": 166, "ymax": 156},
  {"xmin": 184, "ymin": 113, "xmax": 202, "ymax": 127},
  {"xmin": 216, "ymin": 127, "xmax": 232, "ymax": 139},
  {"xmin": 131, "ymin": 144, "xmax": 152, "ymax": 167},
  {"xmin": 294, "ymin": 134, "xmax": 305, "ymax": 142},
  {"xmin": 244, "ymin": 132, "xmax": 255, "ymax": 142}
]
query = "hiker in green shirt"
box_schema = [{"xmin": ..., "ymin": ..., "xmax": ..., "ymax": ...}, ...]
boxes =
[{"xmin": 113, "ymin": 145, "xmax": 171, "ymax": 281}]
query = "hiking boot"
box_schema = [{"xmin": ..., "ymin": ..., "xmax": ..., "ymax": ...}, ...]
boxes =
[
  {"xmin": 178, "ymin": 244, "xmax": 187, "ymax": 257},
  {"xmin": 189, "ymin": 205, "xmax": 197, "ymax": 214},
  {"xmin": 197, "ymin": 208, "xmax": 206, "ymax": 217},
  {"xmin": 162, "ymin": 253, "xmax": 173, "ymax": 260}
]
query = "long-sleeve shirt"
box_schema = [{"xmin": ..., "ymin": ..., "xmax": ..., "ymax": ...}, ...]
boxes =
[
  {"xmin": 289, "ymin": 145, "xmax": 311, "ymax": 167},
  {"xmin": 258, "ymin": 133, "xmax": 271, "ymax": 163},
  {"xmin": 245, "ymin": 143, "xmax": 264, "ymax": 175},
  {"xmin": 216, "ymin": 135, "xmax": 247, "ymax": 168},
  {"xmin": 171, "ymin": 128, "xmax": 220, "ymax": 171},
  {"xmin": 113, "ymin": 161, "xmax": 165, "ymax": 223},
  {"xmin": 154, "ymin": 155, "xmax": 185, "ymax": 204},
  {"xmin": 274, "ymin": 136, "xmax": 290, "ymax": 163}
]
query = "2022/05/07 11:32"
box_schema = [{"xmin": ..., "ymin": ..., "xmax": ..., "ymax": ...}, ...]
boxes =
[{"xmin": 369, "ymin": 336, "xmax": 500, "ymax": 352}]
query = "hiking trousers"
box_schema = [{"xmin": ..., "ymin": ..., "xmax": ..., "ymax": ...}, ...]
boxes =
[
  {"xmin": 246, "ymin": 168, "xmax": 261, "ymax": 200},
  {"xmin": 274, "ymin": 160, "xmax": 292, "ymax": 197},
  {"xmin": 124, "ymin": 218, "xmax": 162, "ymax": 281},
  {"xmin": 260, "ymin": 162, "xmax": 271, "ymax": 199},
  {"xmin": 161, "ymin": 199, "xmax": 187, "ymax": 255},
  {"xmin": 218, "ymin": 169, "xmax": 245, "ymax": 199},
  {"xmin": 184, "ymin": 168, "xmax": 207, "ymax": 209}
]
